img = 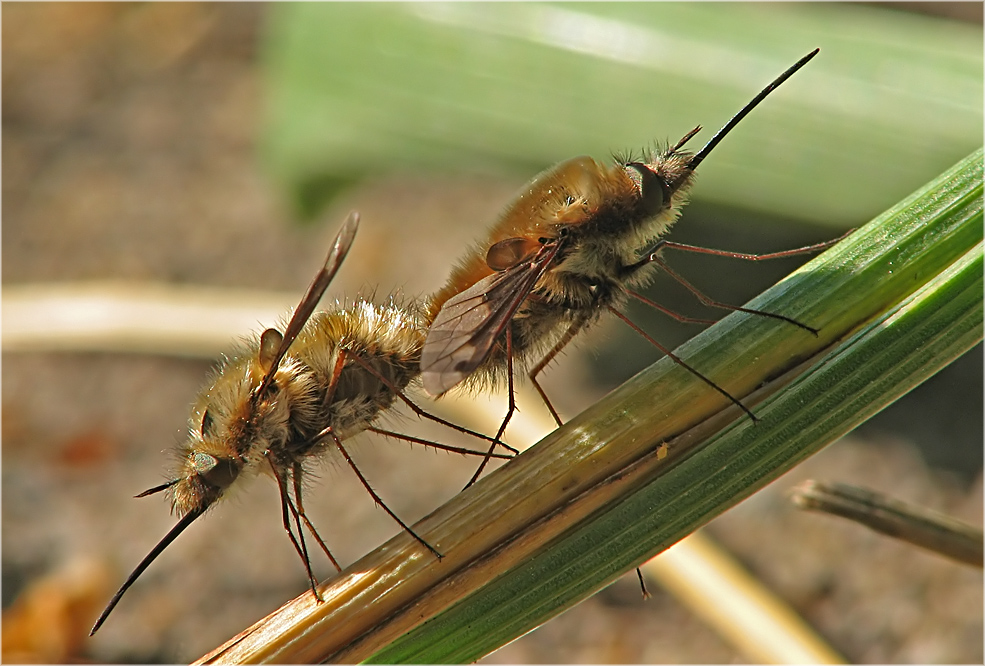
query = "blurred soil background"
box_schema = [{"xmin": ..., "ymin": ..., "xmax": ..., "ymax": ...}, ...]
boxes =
[{"xmin": 2, "ymin": 3, "xmax": 981, "ymax": 663}]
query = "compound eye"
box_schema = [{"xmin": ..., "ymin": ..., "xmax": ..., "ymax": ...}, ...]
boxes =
[
  {"xmin": 190, "ymin": 452, "xmax": 240, "ymax": 490},
  {"xmin": 625, "ymin": 162, "xmax": 668, "ymax": 215}
]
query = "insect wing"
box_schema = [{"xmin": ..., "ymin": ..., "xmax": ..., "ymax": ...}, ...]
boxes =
[
  {"xmin": 422, "ymin": 243, "xmax": 559, "ymax": 396},
  {"xmin": 257, "ymin": 212, "xmax": 359, "ymax": 396}
]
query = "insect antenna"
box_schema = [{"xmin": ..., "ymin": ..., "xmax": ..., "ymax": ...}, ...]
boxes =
[
  {"xmin": 675, "ymin": 48, "xmax": 819, "ymax": 186},
  {"xmin": 134, "ymin": 478, "xmax": 180, "ymax": 498},
  {"xmin": 90, "ymin": 504, "xmax": 208, "ymax": 635}
]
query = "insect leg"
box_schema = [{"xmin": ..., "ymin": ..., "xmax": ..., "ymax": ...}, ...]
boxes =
[
  {"xmin": 528, "ymin": 315, "xmax": 590, "ymax": 427},
  {"xmin": 626, "ymin": 292, "xmax": 718, "ymax": 326},
  {"xmin": 636, "ymin": 567, "xmax": 651, "ymax": 599},
  {"xmin": 648, "ymin": 258, "xmax": 819, "ymax": 335},
  {"xmin": 268, "ymin": 455, "xmax": 322, "ymax": 600},
  {"xmin": 366, "ymin": 426, "xmax": 513, "ymax": 460},
  {"xmin": 644, "ymin": 231, "xmax": 850, "ymax": 264},
  {"xmin": 607, "ymin": 305, "xmax": 758, "ymax": 422},
  {"xmin": 317, "ymin": 426, "xmax": 444, "ymax": 561},
  {"xmin": 624, "ymin": 232, "xmax": 849, "ymax": 335},
  {"xmin": 323, "ymin": 348, "xmax": 347, "ymax": 405},
  {"xmin": 347, "ymin": 352, "xmax": 519, "ymax": 454},
  {"xmin": 463, "ymin": 326, "xmax": 516, "ymax": 489},
  {"xmin": 292, "ymin": 461, "xmax": 342, "ymax": 572}
]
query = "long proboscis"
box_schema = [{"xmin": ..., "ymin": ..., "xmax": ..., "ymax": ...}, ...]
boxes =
[
  {"xmin": 89, "ymin": 506, "xmax": 208, "ymax": 636},
  {"xmin": 256, "ymin": 211, "xmax": 361, "ymax": 398},
  {"xmin": 676, "ymin": 48, "xmax": 820, "ymax": 185}
]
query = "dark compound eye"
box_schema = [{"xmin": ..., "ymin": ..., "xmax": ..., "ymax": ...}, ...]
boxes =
[{"xmin": 190, "ymin": 451, "xmax": 240, "ymax": 490}]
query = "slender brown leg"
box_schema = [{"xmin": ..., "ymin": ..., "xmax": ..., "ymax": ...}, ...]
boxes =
[
  {"xmin": 644, "ymin": 259, "xmax": 818, "ymax": 335},
  {"xmin": 607, "ymin": 305, "xmax": 757, "ymax": 422},
  {"xmin": 527, "ymin": 316, "xmax": 589, "ymax": 427},
  {"xmin": 347, "ymin": 352, "xmax": 518, "ymax": 454},
  {"xmin": 268, "ymin": 455, "xmax": 322, "ymax": 600},
  {"xmin": 292, "ymin": 461, "xmax": 342, "ymax": 572},
  {"xmin": 636, "ymin": 567, "xmax": 651, "ymax": 599},
  {"xmin": 331, "ymin": 348, "xmax": 511, "ymax": 458},
  {"xmin": 316, "ymin": 426, "xmax": 443, "ymax": 560},
  {"xmin": 366, "ymin": 426, "xmax": 513, "ymax": 460},
  {"xmin": 625, "ymin": 292, "xmax": 718, "ymax": 326},
  {"xmin": 639, "ymin": 232, "xmax": 850, "ymax": 265},
  {"xmin": 463, "ymin": 326, "xmax": 516, "ymax": 489},
  {"xmin": 623, "ymin": 232, "xmax": 851, "ymax": 334}
]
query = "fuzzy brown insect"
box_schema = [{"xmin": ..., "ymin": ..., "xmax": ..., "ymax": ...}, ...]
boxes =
[
  {"xmin": 91, "ymin": 212, "xmax": 511, "ymax": 635},
  {"xmin": 422, "ymin": 49, "xmax": 842, "ymax": 485}
]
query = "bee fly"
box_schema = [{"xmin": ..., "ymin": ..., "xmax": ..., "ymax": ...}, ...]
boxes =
[
  {"xmin": 421, "ymin": 48, "xmax": 844, "ymax": 485},
  {"xmin": 91, "ymin": 212, "xmax": 512, "ymax": 635}
]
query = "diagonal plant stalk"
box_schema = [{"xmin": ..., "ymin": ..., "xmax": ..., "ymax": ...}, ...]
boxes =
[{"xmin": 197, "ymin": 149, "xmax": 981, "ymax": 664}]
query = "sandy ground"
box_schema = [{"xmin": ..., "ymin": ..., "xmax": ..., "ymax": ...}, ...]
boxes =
[{"xmin": 3, "ymin": 4, "xmax": 981, "ymax": 663}]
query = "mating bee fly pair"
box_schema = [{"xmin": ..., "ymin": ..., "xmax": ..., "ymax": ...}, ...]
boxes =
[{"xmin": 92, "ymin": 48, "xmax": 841, "ymax": 635}]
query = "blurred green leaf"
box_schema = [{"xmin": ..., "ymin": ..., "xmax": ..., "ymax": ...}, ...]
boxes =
[{"xmin": 261, "ymin": 3, "xmax": 981, "ymax": 223}]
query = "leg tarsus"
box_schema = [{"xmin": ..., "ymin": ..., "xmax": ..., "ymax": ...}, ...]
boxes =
[
  {"xmin": 293, "ymin": 461, "xmax": 342, "ymax": 573},
  {"xmin": 347, "ymin": 352, "xmax": 518, "ymax": 454},
  {"xmin": 463, "ymin": 327, "xmax": 517, "ymax": 489},
  {"xmin": 318, "ymin": 426, "xmax": 443, "ymax": 561},
  {"xmin": 527, "ymin": 316, "xmax": 588, "ymax": 428},
  {"xmin": 269, "ymin": 455, "xmax": 322, "ymax": 601},
  {"xmin": 636, "ymin": 567, "xmax": 651, "ymax": 600}
]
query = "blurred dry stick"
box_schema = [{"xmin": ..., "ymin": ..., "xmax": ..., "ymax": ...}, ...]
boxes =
[
  {"xmin": 2, "ymin": 282, "xmax": 292, "ymax": 359},
  {"xmin": 640, "ymin": 533, "xmax": 845, "ymax": 664},
  {"xmin": 791, "ymin": 480, "xmax": 984, "ymax": 567}
]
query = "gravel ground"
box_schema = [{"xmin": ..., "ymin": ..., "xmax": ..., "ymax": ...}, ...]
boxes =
[{"xmin": 3, "ymin": 4, "xmax": 981, "ymax": 663}]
